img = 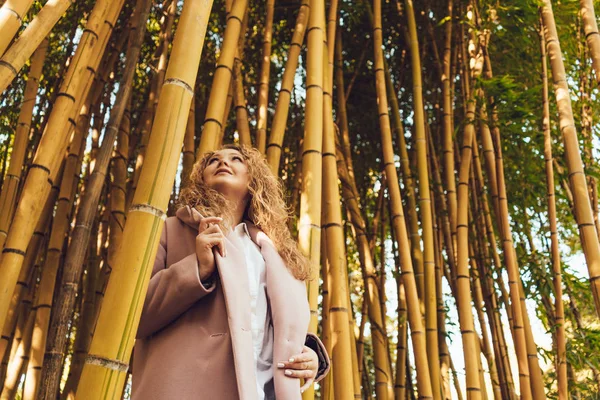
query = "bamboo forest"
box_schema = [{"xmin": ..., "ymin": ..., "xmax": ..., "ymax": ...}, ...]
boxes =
[{"xmin": 2, "ymin": 0, "xmax": 600, "ymax": 398}]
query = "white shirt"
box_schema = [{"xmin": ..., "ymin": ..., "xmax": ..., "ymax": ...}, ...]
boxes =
[{"xmin": 233, "ymin": 223, "xmax": 275, "ymax": 400}]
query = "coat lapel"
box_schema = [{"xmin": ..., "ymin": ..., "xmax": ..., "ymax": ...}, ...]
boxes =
[
  {"xmin": 176, "ymin": 207, "xmax": 258, "ymax": 400},
  {"xmin": 216, "ymin": 233, "xmax": 258, "ymax": 400},
  {"xmin": 247, "ymin": 224, "xmax": 310, "ymax": 400}
]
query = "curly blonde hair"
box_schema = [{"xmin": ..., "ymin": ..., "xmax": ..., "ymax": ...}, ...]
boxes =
[{"xmin": 178, "ymin": 144, "xmax": 311, "ymax": 281}]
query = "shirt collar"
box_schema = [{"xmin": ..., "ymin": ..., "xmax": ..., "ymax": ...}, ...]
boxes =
[{"xmin": 233, "ymin": 221, "xmax": 251, "ymax": 238}]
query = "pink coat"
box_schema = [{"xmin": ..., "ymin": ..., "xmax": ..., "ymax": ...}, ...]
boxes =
[{"xmin": 132, "ymin": 206, "xmax": 329, "ymax": 399}]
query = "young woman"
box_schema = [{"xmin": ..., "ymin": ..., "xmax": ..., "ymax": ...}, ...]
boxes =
[{"xmin": 132, "ymin": 145, "xmax": 329, "ymax": 399}]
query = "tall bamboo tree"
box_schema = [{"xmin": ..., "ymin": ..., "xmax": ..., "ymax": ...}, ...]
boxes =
[
  {"xmin": 0, "ymin": 39, "xmax": 47, "ymax": 251},
  {"xmin": 255, "ymin": 0, "xmax": 275, "ymax": 153},
  {"xmin": 540, "ymin": 15, "xmax": 568, "ymax": 398},
  {"xmin": 404, "ymin": 2, "xmax": 442, "ymax": 397},
  {"xmin": 540, "ymin": 0, "xmax": 600, "ymax": 318},
  {"xmin": 197, "ymin": 0, "xmax": 248, "ymax": 156}
]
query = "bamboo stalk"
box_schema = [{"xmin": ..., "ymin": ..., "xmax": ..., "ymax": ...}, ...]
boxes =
[
  {"xmin": 0, "ymin": 0, "xmax": 74, "ymax": 94},
  {"xmin": 404, "ymin": 3, "xmax": 442, "ymax": 397},
  {"xmin": 385, "ymin": 59, "xmax": 425, "ymax": 301},
  {"xmin": 541, "ymin": 0, "xmax": 600, "ymax": 318},
  {"xmin": 321, "ymin": 37, "xmax": 355, "ymax": 400},
  {"xmin": 255, "ymin": 0, "xmax": 275, "ymax": 153},
  {"xmin": 580, "ymin": 0, "xmax": 600, "ymax": 86},
  {"xmin": 455, "ymin": 96, "xmax": 484, "ymax": 399},
  {"xmin": 539, "ymin": 17, "xmax": 568, "ymax": 398},
  {"xmin": 0, "ymin": 0, "xmax": 35, "ymax": 57},
  {"xmin": 232, "ymin": 11, "xmax": 251, "ymax": 146},
  {"xmin": 0, "ymin": 164, "xmax": 61, "ymax": 369},
  {"xmin": 76, "ymin": 0, "xmax": 213, "ymax": 396},
  {"xmin": 299, "ymin": 1, "xmax": 325, "ymax": 398},
  {"xmin": 0, "ymin": 0, "xmax": 124, "ymax": 332},
  {"xmin": 0, "ymin": 39, "xmax": 47, "ymax": 251},
  {"xmin": 372, "ymin": 0, "xmax": 432, "ymax": 397},
  {"xmin": 266, "ymin": 0, "xmax": 309, "ymax": 172},
  {"xmin": 181, "ymin": 96, "xmax": 196, "ymax": 188},
  {"xmin": 197, "ymin": 0, "xmax": 248, "ymax": 156}
]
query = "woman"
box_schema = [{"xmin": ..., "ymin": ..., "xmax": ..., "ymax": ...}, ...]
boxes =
[{"xmin": 132, "ymin": 145, "xmax": 329, "ymax": 400}]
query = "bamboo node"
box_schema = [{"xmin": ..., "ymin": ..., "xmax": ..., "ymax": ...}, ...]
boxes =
[
  {"xmin": 129, "ymin": 203, "xmax": 167, "ymax": 220},
  {"xmin": 163, "ymin": 78, "xmax": 194, "ymax": 95},
  {"xmin": 85, "ymin": 354, "xmax": 129, "ymax": 372}
]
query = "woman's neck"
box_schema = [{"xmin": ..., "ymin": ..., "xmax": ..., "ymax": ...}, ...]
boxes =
[{"xmin": 229, "ymin": 198, "xmax": 248, "ymax": 227}]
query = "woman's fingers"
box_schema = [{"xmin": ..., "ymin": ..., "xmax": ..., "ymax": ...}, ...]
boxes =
[
  {"xmin": 198, "ymin": 216, "xmax": 222, "ymax": 232},
  {"xmin": 202, "ymin": 236, "xmax": 225, "ymax": 257},
  {"xmin": 300, "ymin": 378, "xmax": 315, "ymax": 393}
]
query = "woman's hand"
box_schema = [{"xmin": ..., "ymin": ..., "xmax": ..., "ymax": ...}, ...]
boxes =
[
  {"xmin": 195, "ymin": 217, "xmax": 226, "ymax": 281},
  {"xmin": 277, "ymin": 345, "xmax": 319, "ymax": 393}
]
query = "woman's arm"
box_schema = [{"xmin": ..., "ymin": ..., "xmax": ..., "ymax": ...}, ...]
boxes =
[{"xmin": 136, "ymin": 221, "xmax": 216, "ymax": 339}]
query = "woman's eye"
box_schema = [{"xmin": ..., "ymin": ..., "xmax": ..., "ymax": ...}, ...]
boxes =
[
  {"xmin": 208, "ymin": 157, "xmax": 218, "ymax": 164},
  {"xmin": 232, "ymin": 156, "xmax": 242, "ymax": 162}
]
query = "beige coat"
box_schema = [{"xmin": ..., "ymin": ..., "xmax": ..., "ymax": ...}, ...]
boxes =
[{"xmin": 132, "ymin": 206, "xmax": 329, "ymax": 400}]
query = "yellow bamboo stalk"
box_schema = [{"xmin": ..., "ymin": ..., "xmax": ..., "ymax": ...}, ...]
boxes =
[
  {"xmin": 181, "ymin": 96, "xmax": 195, "ymax": 188},
  {"xmin": 470, "ymin": 249, "xmax": 502, "ymax": 400},
  {"xmin": 385, "ymin": 60, "xmax": 425, "ymax": 300},
  {"xmin": 0, "ymin": 0, "xmax": 73, "ymax": 93},
  {"xmin": 0, "ymin": 39, "xmax": 47, "ymax": 251},
  {"xmin": 299, "ymin": 1, "xmax": 324, "ymax": 398},
  {"xmin": 322, "ymin": 42, "xmax": 355, "ymax": 400},
  {"xmin": 1, "ymin": 305, "xmax": 35, "ymax": 400},
  {"xmin": 319, "ymin": 232, "xmax": 333, "ymax": 400},
  {"xmin": 441, "ymin": 0, "xmax": 457, "ymax": 248},
  {"xmin": 0, "ymin": 0, "xmax": 124, "ymax": 336},
  {"xmin": 541, "ymin": 0, "xmax": 600, "ymax": 318},
  {"xmin": 219, "ymin": 80, "xmax": 234, "ymax": 146},
  {"xmin": 232, "ymin": 11, "xmax": 251, "ymax": 146},
  {"xmin": 404, "ymin": 3, "xmax": 441, "ymax": 397},
  {"xmin": 255, "ymin": 0, "xmax": 275, "ymax": 153},
  {"xmin": 372, "ymin": 0, "xmax": 432, "ymax": 397},
  {"xmin": 1, "ymin": 247, "xmax": 41, "ymax": 398},
  {"xmin": 0, "ymin": 0, "xmax": 34, "ymax": 57},
  {"xmin": 455, "ymin": 99, "xmax": 483, "ymax": 398},
  {"xmin": 76, "ymin": 0, "xmax": 213, "ymax": 396},
  {"xmin": 266, "ymin": 0, "xmax": 309, "ymax": 172},
  {"xmin": 580, "ymin": 0, "xmax": 600, "ymax": 86},
  {"xmin": 539, "ymin": 17, "xmax": 567, "ymax": 397},
  {"xmin": 518, "ymin": 281, "xmax": 545, "ymax": 399},
  {"xmin": 490, "ymin": 117, "xmax": 532, "ymax": 399},
  {"xmin": 197, "ymin": 0, "xmax": 248, "ymax": 156},
  {"xmin": 0, "ymin": 166, "xmax": 60, "ymax": 367},
  {"xmin": 395, "ymin": 281, "xmax": 408, "ymax": 400},
  {"xmin": 389, "ymin": 220, "xmax": 407, "ymax": 399}
]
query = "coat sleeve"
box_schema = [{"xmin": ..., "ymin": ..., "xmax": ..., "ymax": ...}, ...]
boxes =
[
  {"xmin": 136, "ymin": 221, "xmax": 216, "ymax": 339},
  {"xmin": 305, "ymin": 333, "xmax": 331, "ymax": 383}
]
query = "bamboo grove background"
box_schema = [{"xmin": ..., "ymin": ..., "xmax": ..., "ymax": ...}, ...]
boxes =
[{"xmin": 1, "ymin": 0, "xmax": 600, "ymax": 398}]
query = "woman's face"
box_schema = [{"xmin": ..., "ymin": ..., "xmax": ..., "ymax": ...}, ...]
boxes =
[{"xmin": 202, "ymin": 149, "xmax": 250, "ymax": 201}]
